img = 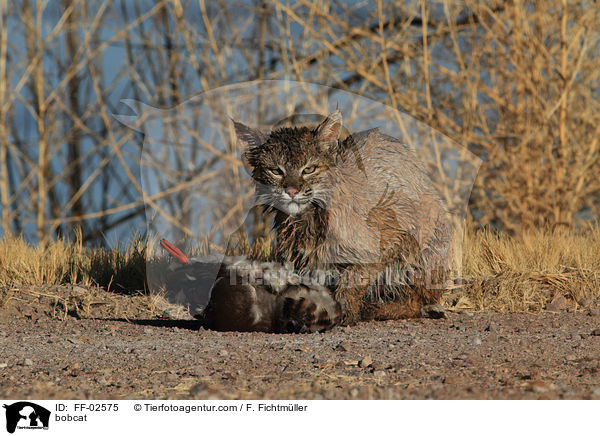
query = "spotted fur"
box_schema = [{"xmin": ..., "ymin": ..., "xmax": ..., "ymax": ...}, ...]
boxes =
[{"xmin": 235, "ymin": 111, "xmax": 450, "ymax": 324}]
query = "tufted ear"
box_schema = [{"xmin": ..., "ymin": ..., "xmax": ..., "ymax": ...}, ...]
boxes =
[
  {"xmin": 233, "ymin": 120, "xmax": 268, "ymax": 150},
  {"xmin": 315, "ymin": 110, "xmax": 342, "ymax": 143}
]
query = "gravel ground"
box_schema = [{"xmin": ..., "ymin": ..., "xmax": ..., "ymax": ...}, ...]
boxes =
[{"xmin": 1, "ymin": 287, "xmax": 600, "ymax": 400}]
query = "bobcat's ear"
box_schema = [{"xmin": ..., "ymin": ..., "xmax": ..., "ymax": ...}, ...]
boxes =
[
  {"xmin": 233, "ymin": 120, "xmax": 267, "ymax": 150},
  {"xmin": 315, "ymin": 110, "xmax": 342, "ymax": 144}
]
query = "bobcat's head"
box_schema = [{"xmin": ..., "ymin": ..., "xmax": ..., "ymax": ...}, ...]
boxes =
[{"xmin": 234, "ymin": 111, "xmax": 342, "ymax": 216}]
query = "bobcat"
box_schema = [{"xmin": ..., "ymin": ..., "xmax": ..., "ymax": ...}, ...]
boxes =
[
  {"xmin": 234, "ymin": 110, "xmax": 450, "ymax": 325},
  {"xmin": 162, "ymin": 111, "xmax": 449, "ymax": 333}
]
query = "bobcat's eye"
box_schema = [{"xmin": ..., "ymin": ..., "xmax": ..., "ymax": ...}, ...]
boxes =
[
  {"xmin": 302, "ymin": 165, "xmax": 317, "ymax": 175},
  {"xmin": 269, "ymin": 167, "xmax": 284, "ymax": 177}
]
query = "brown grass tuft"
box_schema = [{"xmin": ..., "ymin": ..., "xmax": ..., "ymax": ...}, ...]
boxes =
[
  {"xmin": 449, "ymin": 225, "xmax": 600, "ymax": 312},
  {"xmin": 0, "ymin": 233, "xmax": 148, "ymax": 293}
]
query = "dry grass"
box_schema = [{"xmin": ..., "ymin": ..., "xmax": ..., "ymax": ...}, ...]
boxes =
[
  {"xmin": 0, "ymin": 231, "xmax": 148, "ymax": 293},
  {"xmin": 452, "ymin": 224, "xmax": 600, "ymax": 312},
  {"xmin": 0, "ymin": 233, "xmax": 177, "ymax": 319},
  {"xmin": 1, "ymin": 225, "xmax": 599, "ymax": 315}
]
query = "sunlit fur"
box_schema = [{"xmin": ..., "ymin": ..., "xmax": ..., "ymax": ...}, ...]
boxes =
[{"xmin": 235, "ymin": 111, "xmax": 451, "ymax": 324}]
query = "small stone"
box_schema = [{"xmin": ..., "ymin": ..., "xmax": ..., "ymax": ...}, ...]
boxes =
[
  {"xmin": 570, "ymin": 333, "xmax": 582, "ymax": 341},
  {"xmin": 592, "ymin": 328, "xmax": 600, "ymax": 336},
  {"xmin": 529, "ymin": 380, "xmax": 551, "ymax": 393},
  {"xmin": 421, "ymin": 304, "xmax": 447, "ymax": 319},
  {"xmin": 335, "ymin": 341, "xmax": 349, "ymax": 352},
  {"xmin": 0, "ymin": 363, "xmax": 7, "ymax": 368},
  {"xmin": 218, "ymin": 349, "xmax": 229, "ymax": 357},
  {"xmin": 545, "ymin": 294, "xmax": 567, "ymax": 312},
  {"xmin": 189, "ymin": 382, "xmax": 209, "ymax": 397},
  {"xmin": 71, "ymin": 285, "xmax": 88, "ymax": 294},
  {"xmin": 359, "ymin": 355, "xmax": 373, "ymax": 368},
  {"xmin": 470, "ymin": 336, "xmax": 482, "ymax": 346},
  {"xmin": 565, "ymin": 354, "xmax": 577, "ymax": 362},
  {"xmin": 23, "ymin": 359, "xmax": 33, "ymax": 366},
  {"xmin": 373, "ymin": 370, "xmax": 387, "ymax": 378},
  {"xmin": 369, "ymin": 361, "xmax": 382, "ymax": 371},
  {"xmin": 443, "ymin": 375, "xmax": 465, "ymax": 384},
  {"xmin": 162, "ymin": 308, "xmax": 182, "ymax": 319}
]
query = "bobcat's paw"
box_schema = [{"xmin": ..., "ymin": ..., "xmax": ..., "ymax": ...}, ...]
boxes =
[{"xmin": 275, "ymin": 284, "xmax": 343, "ymax": 333}]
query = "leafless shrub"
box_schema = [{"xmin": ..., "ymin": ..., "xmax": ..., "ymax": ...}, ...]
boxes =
[{"xmin": 0, "ymin": 0, "xmax": 597, "ymax": 245}]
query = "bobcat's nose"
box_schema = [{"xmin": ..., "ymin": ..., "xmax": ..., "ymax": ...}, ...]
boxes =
[{"xmin": 285, "ymin": 187, "xmax": 299, "ymax": 198}]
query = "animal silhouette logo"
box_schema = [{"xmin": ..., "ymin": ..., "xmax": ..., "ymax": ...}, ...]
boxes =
[{"xmin": 3, "ymin": 402, "xmax": 50, "ymax": 433}]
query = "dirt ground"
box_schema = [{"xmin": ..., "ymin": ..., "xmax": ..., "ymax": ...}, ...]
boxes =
[{"xmin": 1, "ymin": 286, "xmax": 599, "ymax": 400}]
